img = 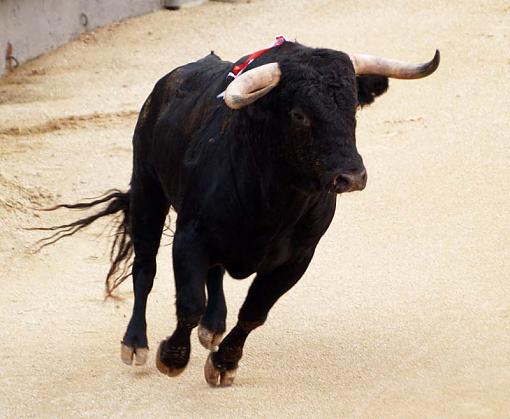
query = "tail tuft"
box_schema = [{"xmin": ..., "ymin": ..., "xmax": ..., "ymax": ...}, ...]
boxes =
[{"xmin": 32, "ymin": 189, "xmax": 133, "ymax": 297}]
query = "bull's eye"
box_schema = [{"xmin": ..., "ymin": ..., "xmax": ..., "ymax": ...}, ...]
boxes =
[{"xmin": 290, "ymin": 108, "xmax": 311, "ymax": 127}]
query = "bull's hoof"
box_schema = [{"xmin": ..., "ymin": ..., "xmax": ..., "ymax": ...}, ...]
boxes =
[
  {"xmin": 204, "ymin": 352, "xmax": 238, "ymax": 387},
  {"xmin": 197, "ymin": 324, "xmax": 224, "ymax": 351},
  {"xmin": 155, "ymin": 339, "xmax": 190, "ymax": 377},
  {"xmin": 120, "ymin": 342, "xmax": 149, "ymax": 366}
]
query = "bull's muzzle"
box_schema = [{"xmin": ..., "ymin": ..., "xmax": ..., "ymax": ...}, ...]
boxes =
[{"xmin": 331, "ymin": 167, "xmax": 367, "ymax": 193}]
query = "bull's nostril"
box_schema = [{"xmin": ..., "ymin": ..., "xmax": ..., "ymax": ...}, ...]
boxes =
[
  {"xmin": 332, "ymin": 168, "xmax": 367, "ymax": 193},
  {"xmin": 332, "ymin": 174, "xmax": 351, "ymax": 190}
]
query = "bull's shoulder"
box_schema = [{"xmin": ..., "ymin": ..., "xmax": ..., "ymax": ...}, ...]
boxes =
[
  {"xmin": 137, "ymin": 53, "xmax": 230, "ymax": 120},
  {"xmin": 156, "ymin": 53, "xmax": 231, "ymax": 101},
  {"xmin": 133, "ymin": 53, "xmax": 231, "ymax": 140}
]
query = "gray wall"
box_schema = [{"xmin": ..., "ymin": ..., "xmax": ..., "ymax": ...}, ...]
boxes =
[{"xmin": 0, "ymin": 0, "xmax": 162, "ymax": 75}]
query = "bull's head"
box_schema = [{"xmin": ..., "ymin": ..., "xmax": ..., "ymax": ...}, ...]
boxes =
[{"xmin": 223, "ymin": 44, "xmax": 440, "ymax": 194}]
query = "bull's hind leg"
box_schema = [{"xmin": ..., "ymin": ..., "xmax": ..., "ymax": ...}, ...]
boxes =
[
  {"xmin": 121, "ymin": 179, "xmax": 168, "ymax": 366},
  {"xmin": 204, "ymin": 254, "xmax": 312, "ymax": 386},
  {"xmin": 156, "ymin": 223, "xmax": 209, "ymax": 376},
  {"xmin": 198, "ymin": 266, "xmax": 227, "ymax": 351}
]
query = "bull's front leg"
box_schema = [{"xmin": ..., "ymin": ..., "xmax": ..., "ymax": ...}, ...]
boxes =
[
  {"xmin": 198, "ymin": 266, "xmax": 227, "ymax": 351},
  {"xmin": 156, "ymin": 224, "xmax": 209, "ymax": 377},
  {"xmin": 204, "ymin": 253, "xmax": 313, "ymax": 387}
]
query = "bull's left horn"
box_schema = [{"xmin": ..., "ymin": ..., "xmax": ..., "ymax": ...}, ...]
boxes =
[
  {"xmin": 349, "ymin": 50, "xmax": 440, "ymax": 79},
  {"xmin": 224, "ymin": 63, "xmax": 281, "ymax": 109}
]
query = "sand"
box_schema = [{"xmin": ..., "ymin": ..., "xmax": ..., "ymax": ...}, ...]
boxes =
[{"xmin": 0, "ymin": 0, "xmax": 509, "ymax": 417}]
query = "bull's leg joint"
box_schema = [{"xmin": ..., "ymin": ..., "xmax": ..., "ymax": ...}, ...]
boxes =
[{"xmin": 239, "ymin": 320, "xmax": 264, "ymax": 333}]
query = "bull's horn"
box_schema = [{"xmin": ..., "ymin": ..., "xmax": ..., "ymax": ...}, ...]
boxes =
[
  {"xmin": 224, "ymin": 63, "xmax": 281, "ymax": 109},
  {"xmin": 349, "ymin": 49, "xmax": 440, "ymax": 79}
]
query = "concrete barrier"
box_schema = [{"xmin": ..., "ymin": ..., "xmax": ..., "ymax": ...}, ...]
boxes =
[{"xmin": 0, "ymin": 0, "xmax": 163, "ymax": 76}]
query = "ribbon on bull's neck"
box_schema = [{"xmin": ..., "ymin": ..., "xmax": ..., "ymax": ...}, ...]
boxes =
[{"xmin": 217, "ymin": 35, "xmax": 287, "ymax": 99}]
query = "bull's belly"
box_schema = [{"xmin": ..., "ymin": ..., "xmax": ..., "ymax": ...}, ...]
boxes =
[
  {"xmin": 215, "ymin": 234, "xmax": 296, "ymax": 279},
  {"xmin": 223, "ymin": 264, "xmax": 255, "ymax": 280}
]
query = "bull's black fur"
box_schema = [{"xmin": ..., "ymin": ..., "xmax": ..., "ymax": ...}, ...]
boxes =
[
  {"xmin": 356, "ymin": 75, "xmax": 389, "ymax": 106},
  {"xmin": 43, "ymin": 41, "xmax": 390, "ymax": 384}
]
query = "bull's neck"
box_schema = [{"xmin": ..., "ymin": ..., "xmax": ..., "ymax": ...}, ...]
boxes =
[{"xmin": 225, "ymin": 111, "xmax": 313, "ymax": 214}]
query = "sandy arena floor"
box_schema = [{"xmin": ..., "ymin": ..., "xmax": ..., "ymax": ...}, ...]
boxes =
[{"xmin": 0, "ymin": 0, "xmax": 509, "ymax": 417}]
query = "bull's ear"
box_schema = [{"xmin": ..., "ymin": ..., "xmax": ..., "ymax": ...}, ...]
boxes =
[{"xmin": 356, "ymin": 75, "xmax": 389, "ymax": 107}]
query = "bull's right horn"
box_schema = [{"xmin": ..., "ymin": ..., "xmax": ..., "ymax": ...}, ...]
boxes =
[
  {"xmin": 349, "ymin": 50, "xmax": 440, "ymax": 79},
  {"xmin": 224, "ymin": 63, "xmax": 281, "ymax": 109}
]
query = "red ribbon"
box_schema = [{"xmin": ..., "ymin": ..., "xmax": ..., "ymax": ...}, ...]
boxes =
[{"xmin": 229, "ymin": 35, "xmax": 287, "ymax": 78}]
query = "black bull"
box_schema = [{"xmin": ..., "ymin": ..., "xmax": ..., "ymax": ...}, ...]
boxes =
[{"xmin": 40, "ymin": 41, "xmax": 439, "ymax": 386}]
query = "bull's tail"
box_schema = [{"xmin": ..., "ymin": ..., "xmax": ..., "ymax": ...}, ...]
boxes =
[{"xmin": 33, "ymin": 189, "xmax": 133, "ymax": 297}]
